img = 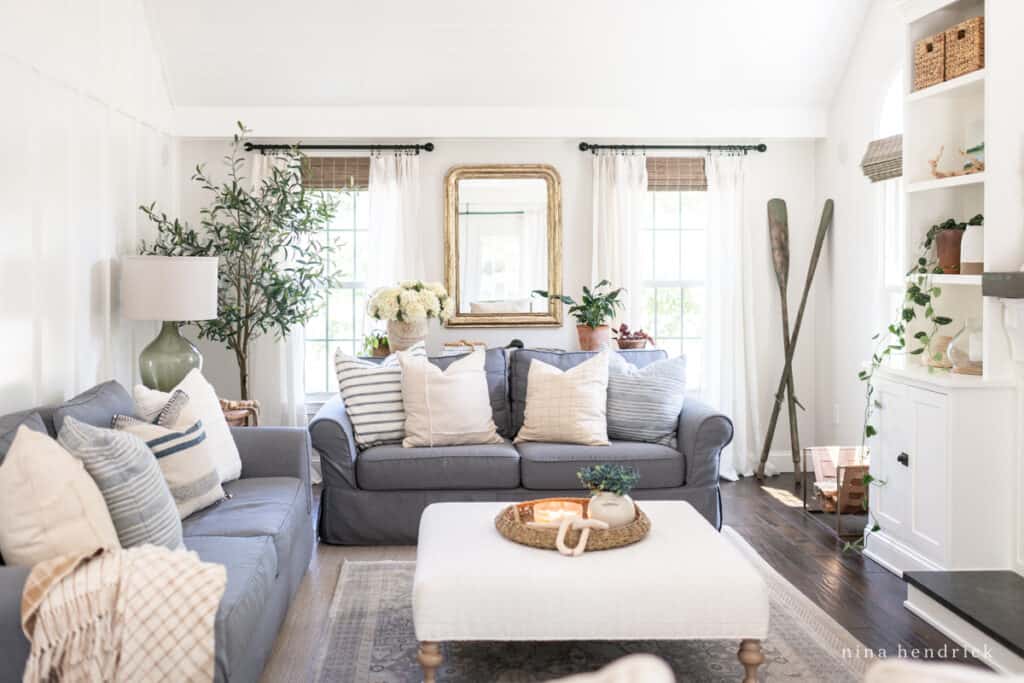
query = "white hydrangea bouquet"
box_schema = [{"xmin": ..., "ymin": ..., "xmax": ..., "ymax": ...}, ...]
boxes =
[{"xmin": 367, "ymin": 281, "xmax": 454, "ymax": 350}]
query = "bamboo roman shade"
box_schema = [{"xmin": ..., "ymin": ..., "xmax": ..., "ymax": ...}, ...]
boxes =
[
  {"xmin": 646, "ymin": 157, "xmax": 707, "ymax": 192},
  {"xmin": 860, "ymin": 135, "xmax": 902, "ymax": 182},
  {"xmin": 301, "ymin": 157, "xmax": 370, "ymax": 190}
]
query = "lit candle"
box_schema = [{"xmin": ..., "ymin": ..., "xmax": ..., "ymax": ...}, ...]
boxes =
[{"xmin": 531, "ymin": 500, "xmax": 584, "ymax": 525}]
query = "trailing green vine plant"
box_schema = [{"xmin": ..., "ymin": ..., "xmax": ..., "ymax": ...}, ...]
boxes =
[{"xmin": 847, "ymin": 214, "xmax": 982, "ymax": 551}]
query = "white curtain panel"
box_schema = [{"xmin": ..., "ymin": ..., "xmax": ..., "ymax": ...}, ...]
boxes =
[
  {"xmin": 704, "ymin": 154, "xmax": 763, "ymax": 480},
  {"xmin": 369, "ymin": 152, "xmax": 423, "ymax": 288},
  {"xmin": 591, "ymin": 153, "xmax": 648, "ymax": 329},
  {"xmin": 245, "ymin": 153, "xmax": 307, "ymax": 428}
]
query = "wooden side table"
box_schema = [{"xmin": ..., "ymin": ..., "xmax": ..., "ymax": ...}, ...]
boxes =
[{"xmin": 219, "ymin": 398, "xmax": 260, "ymax": 427}]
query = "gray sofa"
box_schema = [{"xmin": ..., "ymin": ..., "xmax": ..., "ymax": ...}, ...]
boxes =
[
  {"xmin": 311, "ymin": 348, "xmax": 733, "ymax": 545},
  {"xmin": 0, "ymin": 381, "xmax": 314, "ymax": 683}
]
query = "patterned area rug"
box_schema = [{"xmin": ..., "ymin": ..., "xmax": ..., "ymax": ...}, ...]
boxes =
[{"xmin": 313, "ymin": 528, "xmax": 869, "ymax": 682}]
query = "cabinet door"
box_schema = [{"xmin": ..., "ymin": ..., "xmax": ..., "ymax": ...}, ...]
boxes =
[
  {"xmin": 907, "ymin": 386, "xmax": 949, "ymax": 565},
  {"xmin": 870, "ymin": 380, "xmax": 909, "ymax": 542}
]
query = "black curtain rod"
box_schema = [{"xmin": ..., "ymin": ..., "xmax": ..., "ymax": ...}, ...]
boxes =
[
  {"xmin": 579, "ymin": 142, "xmax": 767, "ymax": 154},
  {"xmin": 243, "ymin": 142, "xmax": 435, "ymax": 154}
]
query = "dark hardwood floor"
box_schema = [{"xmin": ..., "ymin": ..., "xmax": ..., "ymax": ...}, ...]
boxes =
[
  {"xmin": 261, "ymin": 474, "xmax": 980, "ymax": 681},
  {"xmin": 723, "ymin": 473, "xmax": 977, "ymax": 665}
]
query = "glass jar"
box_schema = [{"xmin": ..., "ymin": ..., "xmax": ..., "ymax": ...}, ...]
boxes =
[{"xmin": 947, "ymin": 317, "xmax": 983, "ymax": 376}]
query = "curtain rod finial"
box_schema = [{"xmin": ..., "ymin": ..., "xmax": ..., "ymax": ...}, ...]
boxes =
[
  {"xmin": 756, "ymin": 143, "xmax": 767, "ymax": 152},
  {"xmin": 423, "ymin": 142, "xmax": 435, "ymax": 152},
  {"xmin": 243, "ymin": 142, "xmax": 255, "ymax": 152},
  {"xmin": 579, "ymin": 142, "xmax": 591, "ymax": 152}
]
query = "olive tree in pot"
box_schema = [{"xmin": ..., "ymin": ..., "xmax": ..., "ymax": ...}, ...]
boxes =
[
  {"xmin": 533, "ymin": 280, "xmax": 624, "ymax": 350},
  {"xmin": 140, "ymin": 123, "xmax": 338, "ymax": 399}
]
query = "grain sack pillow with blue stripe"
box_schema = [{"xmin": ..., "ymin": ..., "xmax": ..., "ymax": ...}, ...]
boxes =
[
  {"xmin": 606, "ymin": 352, "xmax": 687, "ymax": 447},
  {"xmin": 334, "ymin": 341, "xmax": 427, "ymax": 448},
  {"xmin": 112, "ymin": 390, "xmax": 225, "ymax": 519},
  {"xmin": 58, "ymin": 416, "xmax": 184, "ymax": 550}
]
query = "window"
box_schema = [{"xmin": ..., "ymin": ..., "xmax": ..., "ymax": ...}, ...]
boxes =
[
  {"xmin": 640, "ymin": 161, "xmax": 708, "ymax": 394},
  {"xmin": 877, "ymin": 71, "xmax": 905, "ymax": 314}
]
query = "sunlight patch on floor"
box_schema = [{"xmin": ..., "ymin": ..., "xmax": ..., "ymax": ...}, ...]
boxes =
[{"xmin": 759, "ymin": 484, "xmax": 804, "ymax": 508}]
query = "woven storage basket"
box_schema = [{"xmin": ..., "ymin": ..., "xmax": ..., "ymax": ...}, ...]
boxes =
[
  {"xmin": 945, "ymin": 16, "xmax": 984, "ymax": 80},
  {"xmin": 913, "ymin": 31, "xmax": 945, "ymax": 91},
  {"xmin": 494, "ymin": 497, "xmax": 651, "ymax": 552}
]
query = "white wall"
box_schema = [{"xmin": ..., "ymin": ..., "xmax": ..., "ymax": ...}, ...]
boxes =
[
  {"xmin": 178, "ymin": 137, "xmax": 820, "ymax": 459},
  {"xmin": 0, "ymin": 0, "xmax": 178, "ymax": 414},
  {"xmin": 813, "ymin": 0, "xmax": 904, "ymax": 447}
]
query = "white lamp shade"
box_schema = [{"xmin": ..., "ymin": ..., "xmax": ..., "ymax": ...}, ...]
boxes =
[{"xmin": 121, "ymin": 256, "xmax": 219, "ymax": 321}]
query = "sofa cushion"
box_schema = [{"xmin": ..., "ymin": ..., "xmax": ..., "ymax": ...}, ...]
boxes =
[
  {"xmin": 607, "ymin": 354, "xmax": 687, "ymax": 447},
  {"xmin": 432, "ymin": 348, "xmax": 512, "ymax": 438},
  {"xmin": 51, "ymin": 380, "xmax": 133, "ymax": 433},
  {"xmin": 516, "ymin": 440, "xmax": 684, "ymax": 490},
  {"xmin": 182, "ymin": 477, "xmax": 307, "ymax": 577},
  {"xmin": 509, "ymin": 349, "xmax": 668, "ymax": 434},
  {"xmin": 356, "ymin": 440, "xmax": 521, "ymax": 490},
  {"xmin": 184, "ymin": 535, "xmax": 277, "ymax": 683},
  {"xmin": 0, "ymin": 411, "xmax": 46, "ymax": 461}
]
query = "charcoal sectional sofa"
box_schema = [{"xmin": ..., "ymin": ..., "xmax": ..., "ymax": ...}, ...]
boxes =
[
  {"xmin": 311, "ymin": 348, "xmax": 733, "ymax": 545},
  {"xmin": 0, "ymin": 381, "xmax": 313, "ymax": 683}
]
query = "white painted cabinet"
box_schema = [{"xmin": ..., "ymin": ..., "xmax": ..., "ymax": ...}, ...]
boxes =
[{"xmin": 864, "ymin": 364, "xmax": 1015, "ymax": 575}]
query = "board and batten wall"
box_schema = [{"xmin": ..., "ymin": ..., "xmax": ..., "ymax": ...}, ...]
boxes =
[
  {"xmin": 178, "ymin": 137, "xmax": 820, "ymax": 465},
  {"xmin": 0, "ymin": 0, "xmax": 178, "ymax": 415}
]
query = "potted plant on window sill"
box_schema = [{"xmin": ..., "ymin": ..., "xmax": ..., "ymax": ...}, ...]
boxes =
[
  {"xmin": 361, "ymin": 329, "xmax": 390, "ymax": 358},
  {"xmin": 533, "ymin": 280, "xmax": 624, "ymax": 351}
]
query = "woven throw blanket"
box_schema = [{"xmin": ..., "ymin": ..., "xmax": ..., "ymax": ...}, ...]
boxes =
[{"xmin": 21, "ymin": 545, "xmax": 226, "ymax": 683}]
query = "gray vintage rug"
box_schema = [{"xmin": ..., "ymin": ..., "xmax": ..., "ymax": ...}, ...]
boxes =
[{"xmin": 313, "ymin": 528, "xmax": 869, "ymax": 682}]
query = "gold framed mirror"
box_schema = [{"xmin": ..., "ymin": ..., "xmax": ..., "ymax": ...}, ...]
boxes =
[{"xmin": 444, "ymin": 164, "xmax": 563, "ymax": 327}]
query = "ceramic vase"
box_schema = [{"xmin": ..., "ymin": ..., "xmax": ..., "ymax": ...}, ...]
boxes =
[
  {"xmin": 587, "ymin": 492, "xmax": 636, "ymax": 528},
  {"xmin": 960, "ymin": 224, "xmax": 984, "ymax": 275},
  {"xmin": 936, "ymin": 230, "xmax": 964, "ymax": 274},
  {"xmin": 577, "ymin": 325, "xmax": 611, "ymax": 351},
  {"xmin": 387, "ymin": 318, "xmax": 428, "ymax": 351}
]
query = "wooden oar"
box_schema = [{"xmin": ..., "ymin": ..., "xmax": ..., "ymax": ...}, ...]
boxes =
[{"xmin": 756, "ymin": 199, "xmax": 835, "ymax": 481}]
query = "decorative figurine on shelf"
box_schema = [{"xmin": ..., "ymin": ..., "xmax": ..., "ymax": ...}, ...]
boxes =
[{"xmin": 928, "ymin": 144, "xmax": 985, "ymax": 179}]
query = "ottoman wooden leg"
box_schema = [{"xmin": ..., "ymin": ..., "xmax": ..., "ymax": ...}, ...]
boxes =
[
  {"xmin": 738, "ymin": 639, "xmax": 764, "ymax": 682},
  {"xmin": 418, "ymin": 641, "xmax": 443, "ymax": 683}
]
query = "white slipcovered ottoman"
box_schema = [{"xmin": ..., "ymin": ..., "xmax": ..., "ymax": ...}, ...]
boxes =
[{"xmin": 413, "ymin": 501, "xmax": 769, "ymax": 682}]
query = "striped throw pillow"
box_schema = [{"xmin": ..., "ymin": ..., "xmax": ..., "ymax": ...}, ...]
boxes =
[
  {"xmin": 334, "ymin": 342, "xmax": 427, "ymax": 448},
  {"xmin": 113, "ymin": 407, "xmax": 225, "ymax": 520},
  {"xmin": 607, "ymin": 353, "xmax": 687, "ymax": 447},
  {"xmin": 58, "ymin": 416, "xmax": 184, "ymax": 550}
]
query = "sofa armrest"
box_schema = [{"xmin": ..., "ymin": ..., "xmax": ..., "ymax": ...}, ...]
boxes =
[
  {"xmin": 677, "ymin": 398, "xmax": 734, "ymax": 488},
  {"xmin": 309, "ymin": 395, "xmax": 358, "ymax": 489},
  {"xmin": 231, "ymin": 426, "xmax": 312, "ymax": 512},
  {"xmin": 0, "ymin": 565, "xmax": 30, "ymax": 681}
]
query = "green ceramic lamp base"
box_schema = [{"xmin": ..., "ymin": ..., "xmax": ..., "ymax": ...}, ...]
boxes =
[{"xmin": 139, "ymin": 321, "xmax": 203, "ymax": 391}]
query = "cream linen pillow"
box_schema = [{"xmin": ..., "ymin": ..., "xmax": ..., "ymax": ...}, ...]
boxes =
[
  {"xmin": 514, "ymin": 351, "xmax": 611, "ymax": 446},
  {"xmin": 134, "ymin": 369, "xmax": 242, "ymax": 483},
  {"xmin": 399, "ymin": 349, "xmax": 504, "ymax": 448},
  {"xmin": 0, "ymin": 426, "xmax": 119, "ymax": 565}
]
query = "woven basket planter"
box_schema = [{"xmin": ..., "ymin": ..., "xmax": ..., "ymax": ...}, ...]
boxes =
[
  {"xmin": 945, "ymin": 16, "xmax": 984, "ymax": 80},
  {"xmin": 495, "ymin": 497, "xmax": 651, "ymax": 552},
  {"xmin": 913, "ymin": 31, "xmax": 945, "ymax": 91}
]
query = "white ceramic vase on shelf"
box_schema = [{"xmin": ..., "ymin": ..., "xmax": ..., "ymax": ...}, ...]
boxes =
[
  {"xmin": 587, "ymin": 492, "xmax": 636, "ymax": 528},
  {"xmin": 387, "ymin": 318, "xmax": 428, "ymax": 351},
  {"xmin": 960, "ymin": 223, "xmax": 984, "ymax": 275}
]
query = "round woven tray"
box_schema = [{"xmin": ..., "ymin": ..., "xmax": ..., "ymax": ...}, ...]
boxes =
[{"xmin": 494, "ymin": 497, "xmax": 650, "ymax": 552}]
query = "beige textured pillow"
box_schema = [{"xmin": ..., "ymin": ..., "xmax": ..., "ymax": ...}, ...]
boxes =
[
  {"xmin": 399, "ymin": 349, "xmax": 504, "ymax": 448},
  {"xmin": 0, "ymin": 426, "xmax": 119, "ymax": 566},
  {"xmin": 514, "ymin": 351, "xmax": 611, "ymax": 446}
]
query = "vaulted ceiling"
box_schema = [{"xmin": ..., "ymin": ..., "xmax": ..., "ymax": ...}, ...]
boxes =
[{"xmin": 144, "ymin": 0, "xmax": 870, "ymax": 137}]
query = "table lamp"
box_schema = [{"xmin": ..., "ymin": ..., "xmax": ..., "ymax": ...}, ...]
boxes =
[{"xmin": 121, "ymin": 255, "xmax": 219, "ymax": 390}]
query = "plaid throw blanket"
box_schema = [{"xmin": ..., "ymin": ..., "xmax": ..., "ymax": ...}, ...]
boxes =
[{"xmin": 21, "ymin": 545, "xmax": 226, "ymax": 683}]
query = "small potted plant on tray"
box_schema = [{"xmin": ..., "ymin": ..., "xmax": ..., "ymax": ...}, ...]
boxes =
[
  {"xmin": 533, "ymin": 280, "xmax": 624, "ymax": 351},
  {"xmin": 577, "ymin": 464, "xmax": 640, "ymax": 528},
  {"xmin": 613, "ymin": 324, "xmax": 654, "ymax": 350},
  {"xmin": 361, "ymin": 329, "xmax": 390, "ymax": 358}
]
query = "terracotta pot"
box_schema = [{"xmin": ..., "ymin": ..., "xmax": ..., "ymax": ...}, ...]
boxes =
[
  {"xmin": 577, "ymin": 324, "xmax": 611, "ymax": 351},
  {"xmin": 370, "ymin": 342, "xmax": 391, "ymax": 358},
  {"xmin": 935, "ymin": 230, "xmax": 964, "ymax": 274},
  {"xmin": 387, "ymin": 318, "xmax": 428, "ymax": 351}
]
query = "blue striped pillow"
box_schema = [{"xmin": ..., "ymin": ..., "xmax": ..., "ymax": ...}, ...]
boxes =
[
  {"xmin": 606, "ymin": 354, "xmax": 687, "ymax": 446},
  {"xmin": 58, "ymin": 416, "xmax": 184, "ymax": 550}
]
